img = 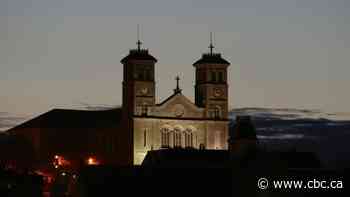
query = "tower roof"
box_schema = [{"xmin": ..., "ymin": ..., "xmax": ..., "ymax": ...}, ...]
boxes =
[
  {"xmin": 193, "ymin": 53, "xmax": 230, "ymax": 66},
  {"xmin": 121, "ymin": 26, "xmax": 157, "ymax": 64},
  {"xmin": 193, "ymin": 33, "xmax": 230, "ymax": 66},
  {"xmin": 121, "ymin": 49, "xmax": 157, "ymax": 64}
]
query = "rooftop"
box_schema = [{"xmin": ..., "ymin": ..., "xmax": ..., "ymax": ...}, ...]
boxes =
[
  {"xmin": 7, "ymin": 108, "xmax": 122, "ymax": 130},
  {"xmin": 121, "ymin": 49, "xmax": 157, "ymax": 64},
  {"xmin": 193, "ymin": 53, "xmax": 230, "ymax": 66}
]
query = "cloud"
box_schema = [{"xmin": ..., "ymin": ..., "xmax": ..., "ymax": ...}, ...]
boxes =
[
  {"xmin": 76, "ymin": 102, "xmax": 120, "ymax": 111},
  {"xmin": 257, "ymin": 134, "xmax": 305, "ymax": 140},
  {"xmin": 0, "ymin": 112, "xmax": 26, "ymax": 131},
  {"xmin": 229, "ymin": 107, "xmax": 350, "ymax": 140},
  {"xmin": 230, "ymin": 107, "xmax": 350, "ymax": 121}
]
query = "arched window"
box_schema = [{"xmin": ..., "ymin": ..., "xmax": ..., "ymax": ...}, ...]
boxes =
[
  {"xmin": 161, "ymin": 128, "xmax": 170, "ymax": 148},
  {"xmin": 174, "ymin": 128, "xmax": 182, "ymax": 148},
  {"xmin": 185, "ymin": 131, "xmax": 193, "ymax": 148},
  {"xmin": 214, "ymin": 106, "xmax": 221, "ymax": 119}
]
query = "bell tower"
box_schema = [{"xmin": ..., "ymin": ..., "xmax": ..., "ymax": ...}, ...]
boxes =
[
  {"xmin": 193, "ymin": 33, "xmax": 230, "ymax": 119},
  {"xmin": 121, "ymin": 32, "xmax": 157, "ymax": 117},
  {"xmin": 193, "ymin": 33, "xmax": 230, "ymax": 150},
  {"xmin": 120, "ymin": 28, "xmax": 157, "ymax": 165}
]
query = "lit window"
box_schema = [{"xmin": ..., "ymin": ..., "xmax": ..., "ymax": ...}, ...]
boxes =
[
  {"xmin": 174, "ymin": 129, "xmax": 182, "ymax": 148},
  {"xmin": 185, "ymin": 130, "xmax": 193, "ymax": 148},
  {"xmin": 213, "ymin": 106, "xmax": 221, "ymax": 119},
  {"xmin": 161, "ymin": 128, "xmax": 170, "ymax": 148}
]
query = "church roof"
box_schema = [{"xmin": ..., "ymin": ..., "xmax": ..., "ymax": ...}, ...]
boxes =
[
  {"xmin": 121, "ymin": 49, "xmax": 157, "ymax": 64},
  {"xmin": 8, "ymin": 108, "xmax": 122, "ymax": 130},
  {"xmin": 193, "ymin": 53, "xmax": 230, "ymax": 66},
  {"xmin": 156, "ymin": 91, "xmax": 182, "ymax": 106}
]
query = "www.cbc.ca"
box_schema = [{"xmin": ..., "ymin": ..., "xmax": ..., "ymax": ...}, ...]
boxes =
[{"xmin": 258, "ymin": 177, "xmax": 344, "ymax": 190}]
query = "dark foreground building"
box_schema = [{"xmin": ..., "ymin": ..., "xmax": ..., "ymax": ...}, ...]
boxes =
[
  {"xmin": 70, "ymin": 117, "xmax": 347, "ymax": 197},
  {"xmin": 72, "ymin": 148, "xmax": 346, "ymax": 197},
  {"xmin": 0, "ymin": 168, "xmax": 43, "ymax": 197}
]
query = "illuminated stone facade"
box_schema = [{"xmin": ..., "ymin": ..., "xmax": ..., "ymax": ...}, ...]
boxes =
[{"xmin": 121, "ymin": 45, "xmax": 231, "ymax": 165}]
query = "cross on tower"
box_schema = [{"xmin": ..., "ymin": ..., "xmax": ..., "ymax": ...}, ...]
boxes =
[
  {"xmin": 136, "ymin": 24, "xmax": 142, "ymax": 51},
  {"xmin": 209, "ymin": 32, "xmax": 214, "ymax": 54},
  {"xmin": 137, "ymin": 40, "xmax": 142, "ymax": 51},
  {"xmin": 174, "ymin": 75, "xmax": 182, "ymax": 93}
]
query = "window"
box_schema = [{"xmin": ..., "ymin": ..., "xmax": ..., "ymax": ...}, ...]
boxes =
[
  {"xmin": 145, "ymin": 69, "xmax": 152, "ymax": 81},
  {"xmin": 198, "ymin": 70, "xmax": 205, "ymax": 82},
  {"xmin": 174, "ymin": 129, "xmax": 182, "ymax": 147},
  {"xmin": 161, "ymin": 128, "xmax": 170, "ymax": 148},
  {"xmin": 138, "ymin": 69, "xmax": 144, "ymax": 80},
  {"xmin": 136, "ymin": 106, "xmax": 142, "ymax": 115},
  {"xmin": 211, "ymin": 71, "xmax": 216, "ymax": 82},
  {"xmin": 141, "ymin": 105, "xmax": 148, "ymax": 116},
  {"xmin": 185, "ymin": 131, "xmax": 193, "ymax": 148},
  {"xmin": 214, "ymin": 107, "xmax": 220, "ymax": 119},
  {"xmin": 208, "ymin": 107, "xmax": 221, "ymax": 119},
  {"xmin": 218, "ymin": 72, "xmax": 224, "ymax": 83}
]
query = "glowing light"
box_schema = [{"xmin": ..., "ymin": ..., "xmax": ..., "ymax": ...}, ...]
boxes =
[
  {"xmin": 61, "ymin": 172, "xmax": 66, "ymax": 176},
  {"xmin": 53, "ymin": 155, "xmax": 70, "ymax": 168},
  {"xmin": 87, "ymin": 157, "xmax": 98, "ymax": 165},
  {"xmin": 72, "ymin": 174, "xmax": 77, "ymax": 179}
]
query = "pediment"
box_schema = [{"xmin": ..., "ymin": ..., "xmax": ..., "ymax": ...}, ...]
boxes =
[{"xmin": 150, "ymin": 93, "xmax": 204, "ymax": 118}]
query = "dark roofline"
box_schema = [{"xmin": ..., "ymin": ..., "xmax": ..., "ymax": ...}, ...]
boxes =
[
  {"xmin": 193, "ymin": 53, "xmax": 230, "ymax": 66},
  {"xmin": 156, "ymin": 91, "xmax": 182, "ymax": 106},
  {"xmin": 121, "ymin": 49, "xmax": 157, "ymax": 64},
  {"xmin": 7, "ymin": 108, "xmax": 123, "ymax": 131}
]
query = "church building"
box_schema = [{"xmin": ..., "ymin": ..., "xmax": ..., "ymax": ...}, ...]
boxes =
[
  {"xmin": 8, "ymin": 36, "xmax": 231, "ymax": 167},
  {"xmin": 124, "ymin": 38, "xmax": 231, "ymax": 164}
]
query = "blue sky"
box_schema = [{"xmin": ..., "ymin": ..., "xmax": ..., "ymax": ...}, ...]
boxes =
[{"xmin": 1, "ymin": 0, "xmax": 350, "ymax": 127}]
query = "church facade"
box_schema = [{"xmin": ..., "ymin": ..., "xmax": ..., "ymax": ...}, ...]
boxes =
[
  {"xmin": 7, "ymin": 38, "xmax": 231, "ymax": 167},
  {"xmin": 121, "ymin": 41, "xmax": 231, "ymax": 164}
]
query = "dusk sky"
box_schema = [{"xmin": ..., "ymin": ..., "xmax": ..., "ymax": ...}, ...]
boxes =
[{"xmin": 1, "ymin": 0, "xmax": 350, "ymax": 127}]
